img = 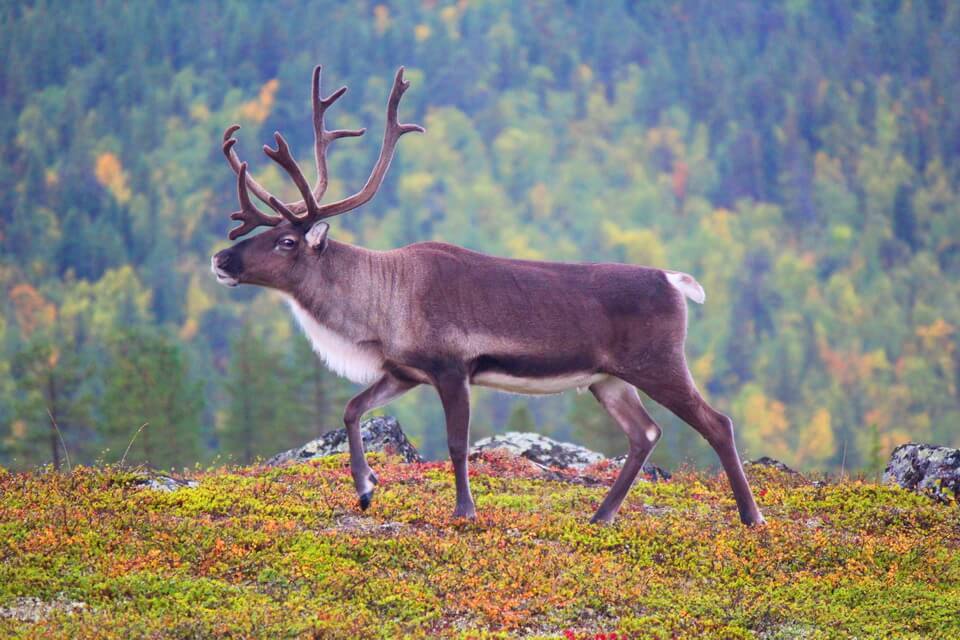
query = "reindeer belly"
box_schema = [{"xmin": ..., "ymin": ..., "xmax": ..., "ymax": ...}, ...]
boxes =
[
  {"xmin": 284, "ymin": 296, "xmax": 384, "ymax": 385},
  {"xmin": 472, "ymin": 371, "xmax": 609, "ymax": 395}
]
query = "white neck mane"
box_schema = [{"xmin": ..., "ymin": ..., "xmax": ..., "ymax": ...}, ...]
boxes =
[{"xmin": 283, "ymin": 295, "xmax": 384, "ymax": 385}]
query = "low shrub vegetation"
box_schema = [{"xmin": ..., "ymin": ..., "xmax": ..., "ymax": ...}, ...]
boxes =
[{"xmin": 1, "ymin": 452, "xmax": 957, "ymax": 638}]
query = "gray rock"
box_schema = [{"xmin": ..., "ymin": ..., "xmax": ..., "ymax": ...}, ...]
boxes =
[
  {"xmin": 746, "ymin": 456, "xmax": 799, "ymax": 474},
  {"xmin": 883, "ymin": 443, "xmax": 960, "ymax": 502},
  {"xmin": 266, "ymin": 416, "xmax": 423, "ymax": 466},
  {"xmin": 134, "ymin": 474, "xmax": 198, "ymax": 492},
  {"xmin": 471, "ymin": 431, "xmax": 604, "ymax": 470},
  {"xmin": 610, "ymin": 454, "xmax": 672, "ymax": 481},
  {"xmin": 0, "ymin": 596, "xmax": 87, "ymax": 623},
  {"xmin": 471, "ymin": 431, "xmax": 671, "ymax": 479}
]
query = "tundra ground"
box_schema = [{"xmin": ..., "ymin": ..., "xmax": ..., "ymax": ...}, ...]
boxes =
[{"xmin": 1, "ymin": 452, "xmax": 958, "ymax": 639}]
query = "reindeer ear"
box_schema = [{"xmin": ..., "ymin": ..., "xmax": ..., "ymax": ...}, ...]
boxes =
[{"xmin": 305, "ymin": 221, "xmax": 330, "ymax": 252}]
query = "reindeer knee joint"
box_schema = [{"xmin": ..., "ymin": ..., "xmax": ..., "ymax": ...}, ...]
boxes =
[
  {"xmin": 645, "ymin": 424, "xmax": 662, "ymax": 444},
  {"xmin": 628, "ymin": 423, "xmax": 661, "ymax": 454},
  {"xmin": 704, "ymin": 414, "xmax": 734, "ymax": 446},
  {"xmin": 343, "ymin": 402, "xmax": 363, "ymax": 427}
]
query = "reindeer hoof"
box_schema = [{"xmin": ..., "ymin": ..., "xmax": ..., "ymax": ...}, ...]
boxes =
[
  {"xmin": 359, "ymin": 490, "xmax": 374, "ymax": 511},
  {"xmin": 452, "ymin": 505, "xmax": 477, "ymax": 519}
]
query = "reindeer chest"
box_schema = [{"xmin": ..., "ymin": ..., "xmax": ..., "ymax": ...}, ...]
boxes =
[{"xmin": 284, "ymin": 296, "xmax": 385, "ymax": 385}]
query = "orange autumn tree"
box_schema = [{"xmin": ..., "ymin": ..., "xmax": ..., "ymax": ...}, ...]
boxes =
[{"xmin": 7, "ymin": 286, "xmax": 91, "ymax": 469}]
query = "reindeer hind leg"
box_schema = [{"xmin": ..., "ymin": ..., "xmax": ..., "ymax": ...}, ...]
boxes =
[
  {"xmin": 628, "ymin": 362, "xmax": 765, "ymax": 526},
  {"xmin": 588, "ymin": 377, "xmax": 663, "ymax": 524}
]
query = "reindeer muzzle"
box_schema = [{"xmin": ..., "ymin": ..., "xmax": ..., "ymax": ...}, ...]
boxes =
[{"xmin": 211, "ymin": 250, "xmax": 241, "ymax": 287}]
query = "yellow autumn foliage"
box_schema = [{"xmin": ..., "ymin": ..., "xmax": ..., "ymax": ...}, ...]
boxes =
[
  {"xmin": 576, "ymin": 64, "xmax": 593, "ymax": 84},
  {"xmin": 414, "ymin": 23, "xmax": 431, "ymax": 42},
  {"xmin": 700, "ymin": 208, "xmax": 734, "ymax": 244},
  {"xmin": 373, "ymin": 5, "xmax": 391, "ymax": 35},
  {"xmin": 916, "ymin": 318, "xmax": 954, "ymax": 346},
  {"xmin": 691, "ymin": 351, "xmax": 714, "ymax": 391},
  {"xmin": 601, "ymin": 221, "xmax": 667, "ymax": 267},
  {"xmin": 737, "ymin": 384, "xmax": 791, "ymax": 462},
  {"xmin": 10, "ymin": 420, "xmax": 27, "ymax": 440},
  {"xmin": 9, "ymin": 283, "xmax": 56, "ymax": 338},
  {"xmin": 796, "ymin": 408, "xmax": 835, "ymax": 465},
  {"xmin": 239, "ymin": 78, "xmax": 279, "ymax": 124},
  {"xmin": 180, "ymin": 275, "xmax": 214, "ymax": 342},
  {"xmin": 505, "ymin": 233, "xmax": 545, "ymax": 261},
  {"xmin": 94, "ymin": 152, "xmax": 132, "ymax": 203},
  {"xmin": 528, "ymin": 183, "xmax": 553, "ymax": 220}
]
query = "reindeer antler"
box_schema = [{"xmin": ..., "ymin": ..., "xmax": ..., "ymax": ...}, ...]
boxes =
[
  {"xmin": 227, "ymin": 161, "xmax": 282, "ymax": 240},
  {"xmin": 221, "ymin": 66, "xmax": 423, "ymax": 239},
  {"xmin": 309, "ymin": 67, "xmax": 425, "ymax": 219}
]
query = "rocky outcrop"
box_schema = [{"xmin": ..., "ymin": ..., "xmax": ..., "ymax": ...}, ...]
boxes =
[
  {"xmin": 0, "ymin": 597, "xmax": 87, "ymax": 623},
  {"xmin": 266, "ymin": 416, "xmax": 423, "ymax": 466},
  {"xmin": 472, "ymin": 431, "xmax": 670, "ymax": 480},
  {"xmin": 268, "ymin": 420, "xmax": 672, "ymax": 480},
  {"xmin": 134, "ymin": 474, "xmax": 198, "ymax": 492},
  {"xmin": 883, "ymin": 443, "xmax": 960, "ymax": 502},
  {"xmin": 471, "ymin": 432, "xmax": 604, "ymax": 470},
  {"xmin": 610, "ymin": 454, "xmax": 672, "ymax": 481},
  {"xmin": 745, "ymin": 456, "xmax": 800, "ymax": 475}
]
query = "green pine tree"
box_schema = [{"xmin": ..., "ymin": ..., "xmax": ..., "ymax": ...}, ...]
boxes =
[
  {"xmin": 221, "ymin": 325, "xmax": 342, "ymax": 464},
  {"xmin": 569, "ymin": 392, "xmax": 622, "ymax": 457},
  {"xmin": 100, "ymin": 328, "xmax": 203, "ymax": 469},
  {"xmin": 506, "ymin": 401, "xmax": 536, "ymax": 433},
  {"xmin": 8, "ymin": 335, "xmax": 92, "ymax": 470}
]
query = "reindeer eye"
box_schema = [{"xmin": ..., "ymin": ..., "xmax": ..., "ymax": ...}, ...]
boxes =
[{"xmin": 277, "ymin": 237, "xmax": 297, "ymax": 250}]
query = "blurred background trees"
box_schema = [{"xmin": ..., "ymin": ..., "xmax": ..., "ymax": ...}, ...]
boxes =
[{"xmin": 1, "ymin": 0, "xmax": 958, "ymax": 471}]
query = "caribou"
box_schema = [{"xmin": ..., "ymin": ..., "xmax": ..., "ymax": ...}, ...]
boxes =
[{"xmin": 211, "ymin": 66, "xmax": 765, "ymax": 526}]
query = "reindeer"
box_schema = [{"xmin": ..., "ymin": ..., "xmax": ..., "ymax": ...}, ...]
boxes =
[{"xmin": 211, "ymin": 66, "xmax": 765, "ymax": 526}]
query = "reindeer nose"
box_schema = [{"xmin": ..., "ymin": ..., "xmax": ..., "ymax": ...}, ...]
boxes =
[{"xmin": 213, "ymin": 248, "xmax": 242, "ymax": 275}]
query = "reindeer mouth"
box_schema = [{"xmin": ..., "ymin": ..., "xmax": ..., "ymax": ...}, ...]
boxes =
[{"xmin": 211, "ymin": 256, "xmax": 240, "ymax": 287}]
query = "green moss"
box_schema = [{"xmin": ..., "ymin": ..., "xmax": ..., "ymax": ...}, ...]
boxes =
[{"xmin": 0, "ymin": 462, "xmax": 957, "ymax": 638}]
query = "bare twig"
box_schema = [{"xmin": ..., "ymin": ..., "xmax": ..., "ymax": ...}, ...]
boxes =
[
  {"xmin": 839, "ymin": 438, "xmax": 847, "ymax": 481},
  {"xmin": 120, "ymin": 423, "xmax": 149, "ymax": 468},
  {"xmin": 46, "ymin": 408, "xmax": 71, "ymax": 474}
]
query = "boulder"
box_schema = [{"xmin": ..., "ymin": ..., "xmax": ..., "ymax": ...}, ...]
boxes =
[
  {"xmin": 0, "ymin": 596, "xmax": 87, "ymax": 623},
  {"xmin": 266, "ymin": 416, "xmax": 423, "ymax": 466},
  {"xmin": 135, "ymin": 474, "xmax": 198, "ymax": 492},
  {"xmin": 610, "ymin": 454, "xmax": 672, "ymax": 481},
  {"xmin": 471, "ymin": 432, "xmax": 604, "ymax": 470},
  {"xmin": 267, "ymin": 421, "xmax": 672, "ymax": 480},
  {"xmin": 883, "ymin": 443, "xmax": 960, "ymax": 502},
  {"xmin": 471, "ymin": 431, "xmax": 669, "ymax": 480},
  {"xmin": 745, "ymin": 456, "xmax": 799, "ymax": 474}
]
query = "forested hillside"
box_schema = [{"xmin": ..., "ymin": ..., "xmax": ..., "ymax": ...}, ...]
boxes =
[{"xmin": 2, "ymin": 1, "xmax": 958, "ymax": 472}]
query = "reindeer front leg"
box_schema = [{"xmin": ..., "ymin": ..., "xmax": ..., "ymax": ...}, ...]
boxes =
[
  {"xmin": 343, "ymin": 373, "xmax": 418, "ymax": 510},
  {"xmin": 434, "ymin": 375, "xmax": 476, "ymax": 519}
]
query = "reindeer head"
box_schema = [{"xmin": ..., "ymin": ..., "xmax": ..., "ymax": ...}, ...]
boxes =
[{"xmin": 212, "ymin": 66, "xmax": 423, "ymax": 291}]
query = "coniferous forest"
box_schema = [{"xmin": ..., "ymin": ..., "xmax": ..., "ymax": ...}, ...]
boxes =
[{"xmin": 2, "ymin": 1, "xmax": 959, "ymax": 473}]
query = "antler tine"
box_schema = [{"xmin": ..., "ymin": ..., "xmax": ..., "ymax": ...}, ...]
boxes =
[
  {"xmin": 263, "ymin": 132, "xmax": 321, "ymax": 224},
  {"xmin": 221, "ymin": 66, "xmax": 421, "ymax": 239},
  {"xmin": 314, "ymin": 66, "xmax": 424, "ymax": 219},
  {"xmin": 312, "ymin": 65, "xmax": 366, "ymax": 203},
  {"xmin": 221, "ymin": 126, "xmax": 301, "ymax": 213},
  {"xmin": 228, "ymin": 161, "xmax": 282, "ymax": 240}
]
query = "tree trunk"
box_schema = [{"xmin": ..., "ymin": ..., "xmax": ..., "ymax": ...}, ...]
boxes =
[{"xmin": 47, "ymin": 373, "xmax": 61, "ymax": 472}]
